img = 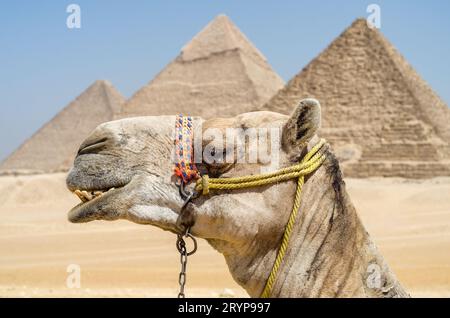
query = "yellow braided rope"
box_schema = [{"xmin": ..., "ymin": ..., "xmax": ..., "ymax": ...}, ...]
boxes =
[
  {"xmin": 261, "ymin": 174, "xmax": 304, "ymax": 298},
  {"xmin": 195, "ymin": 139, "xmax": 327, "ymax": 297}
]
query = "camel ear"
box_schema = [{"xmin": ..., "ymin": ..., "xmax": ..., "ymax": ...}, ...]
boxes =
[{"xmin": 282, "ymin": 98, "xmax": 321, "ymax": 151}]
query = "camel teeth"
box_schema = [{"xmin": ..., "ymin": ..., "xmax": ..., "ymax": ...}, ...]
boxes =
[
  {"xmin": 81, "ymin": 190, "xmax": 93, "ymax": 201},
  {"xmin": 74, "ymin": 190, "xmax": 88, "ymax": 203},
  {"xmin": 73, "ymin": 188, "xmax": 114, "ymax": 203}
]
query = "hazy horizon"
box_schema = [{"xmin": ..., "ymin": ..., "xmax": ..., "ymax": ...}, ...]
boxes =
[{"xmin": 1, "ymin": 1, "xmax": 449, "ymax": 161}]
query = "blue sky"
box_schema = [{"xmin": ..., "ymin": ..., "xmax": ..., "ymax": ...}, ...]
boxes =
[{"xmin": 1, "ymin": 1, "xmax": 449, "ymax": 161}]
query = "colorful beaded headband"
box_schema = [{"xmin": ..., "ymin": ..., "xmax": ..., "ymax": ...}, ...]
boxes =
[{"xmin": 174, "ymin": 115, "xmax": 199, "ymax": 184}]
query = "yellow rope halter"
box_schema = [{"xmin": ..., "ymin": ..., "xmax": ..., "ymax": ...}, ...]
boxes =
[{"xmin": 195, "ymin": 138, "xmax": 327, "ymax": 297}]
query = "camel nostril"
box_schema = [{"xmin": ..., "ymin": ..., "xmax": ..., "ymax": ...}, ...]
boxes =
[{"xmin": 77, "ymin": 137, "xmax": 109, "ymax": 155}]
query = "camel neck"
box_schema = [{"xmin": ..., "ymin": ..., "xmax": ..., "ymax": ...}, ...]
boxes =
[{"xmin": 228, "ymin": 153, "xmax": 409, "ymax": 297}]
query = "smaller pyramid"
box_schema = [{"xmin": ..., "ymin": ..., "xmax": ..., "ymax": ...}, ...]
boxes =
[
  {"xmin": 0, "ymin": 80, "xmax": 124, "ymax": 175},
  {"xmin": 118, "ymin": 14, "xmax": 284, "ymax": 119},
  {"xmin": 263, "ymin": 19, "xmax": 450, "ymax": 178}
]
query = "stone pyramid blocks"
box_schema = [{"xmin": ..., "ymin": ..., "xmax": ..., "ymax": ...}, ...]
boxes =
[
  {"xmin": 263, "ymin": 19, "xmax": 450, "ymax": 178},
  {"xmin": 118, "ymin": 15, "xmax": 284, "ymax": 119},
  {"xmin": 0, "ymin": 81, "xmax": 124, "ymax": 174}
]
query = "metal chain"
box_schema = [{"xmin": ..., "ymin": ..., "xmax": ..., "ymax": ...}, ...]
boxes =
[
  {"xmin": 177, "ymin": 233, "xmax": 188, "ymax": 298},
  {"xmin": 176, "ymin": 228, "xmax": 197, "ymax": 298},
  {"xmin": 176, "ymin": 181, "xmax": 198, "ymax": 298}
]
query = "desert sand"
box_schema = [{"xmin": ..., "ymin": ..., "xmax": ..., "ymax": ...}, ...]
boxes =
[{"xmin": 0, "ymin": 173, "xmax": 449, "ymax": 297}]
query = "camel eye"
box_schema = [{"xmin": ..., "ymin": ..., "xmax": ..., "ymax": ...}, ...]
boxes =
[{"xmin": 210, "ymin": 147, "xmax": 216, "ymax": 157}]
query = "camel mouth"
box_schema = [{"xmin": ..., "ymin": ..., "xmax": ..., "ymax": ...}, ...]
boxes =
[
  {"xmin": 68, "ymin": 180, "xmax": 130, "ymax": 223},
  {"xmin": 72, "ymin": 187, "xmax": 116, "ymax": 203}
]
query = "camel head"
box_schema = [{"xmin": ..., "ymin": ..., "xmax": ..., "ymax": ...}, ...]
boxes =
[{"xmin": 67, "ymin": 98, "xmax": 321, "ymax": 236}]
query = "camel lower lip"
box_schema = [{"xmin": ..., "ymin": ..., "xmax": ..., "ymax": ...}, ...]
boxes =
[{"xmin": 68, "ymin": 185, "xmax": 121, "ymax": 223}]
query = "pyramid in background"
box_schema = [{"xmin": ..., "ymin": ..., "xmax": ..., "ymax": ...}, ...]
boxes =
[
  {"xmin": 118, "ymin": 14, "xmax": 284, "ymax": 119},
  {"xmin": 0, "ymin": 80, "xmax": 124, "ymax": 175},
  {"xmin": 263, "ymin": 18, "xmax": 450, "ymax": 178}
]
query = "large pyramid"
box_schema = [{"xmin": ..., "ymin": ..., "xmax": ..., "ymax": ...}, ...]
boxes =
[
  {"xmin": 118, "ymin": 14, "xmax": 284, "ymax": 119},
  {"xmin": 0, "ymin": 80, "xmax": 124, "ymax": 175},
  {"xmin": 263, "ymin": 18, "xmax": 450, "ymax": 178}
]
